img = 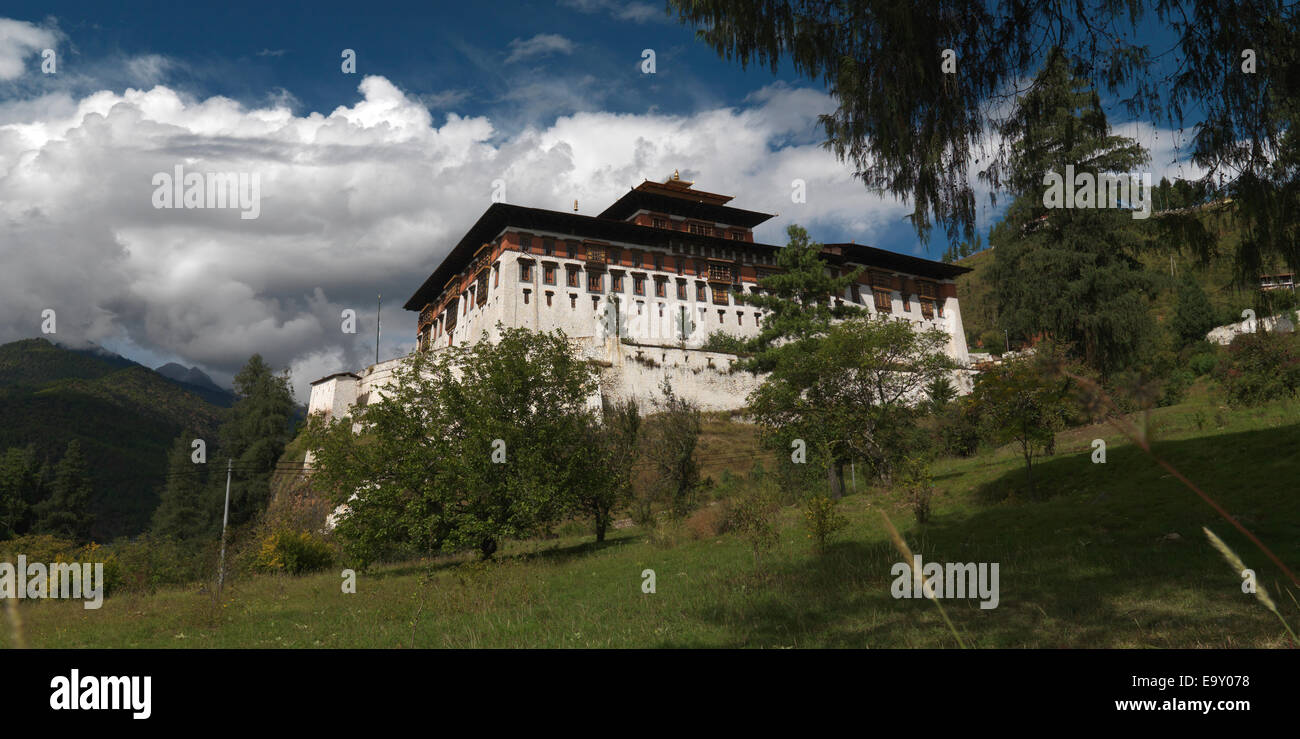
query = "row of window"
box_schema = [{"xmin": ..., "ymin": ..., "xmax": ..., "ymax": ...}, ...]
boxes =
[
  {"xmin": 517, "ymin": 286, "xmax": 764, "ymax": 327},
  {"xmin": 520, "ymin": 262, "xmax": 745, "ymax": 304}
]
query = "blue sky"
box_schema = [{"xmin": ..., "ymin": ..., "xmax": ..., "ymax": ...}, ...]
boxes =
[{"xmin": 0, "ymin": 2, "xmax": 1208, "ymax": 398}]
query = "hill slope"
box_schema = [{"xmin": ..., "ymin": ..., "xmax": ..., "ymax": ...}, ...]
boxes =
[{"xmin": 0, "ymin": 339, "xmax": 227, "ymax": 539}]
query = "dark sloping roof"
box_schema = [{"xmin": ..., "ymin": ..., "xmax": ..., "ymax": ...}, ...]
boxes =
[
  {"xmin": 403, "ymin": 203, "xmax": 782, "ymax": 311},
  {"xmin": 597, "ymin": 188, "xmax": 775, "ymax": 227},
  {"xmin": 310, "ymin": 371, "xmax": 361, "ymax": 386},
  {"xmin": 821, "ymin": 243, "xmax": 971, "ymax": 280},
  {"xmin": 402, "ymin": 207, "xmax": 969, "ymax": 312}
]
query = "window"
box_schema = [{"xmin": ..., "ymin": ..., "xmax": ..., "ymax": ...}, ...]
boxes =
[
  {"xmin": 655, "ymin": 278, "xmax": 666, "ymax": 298},
  {"xmin": 593, "ymin": 296, "xmax": 600, "ymax": 310},
  {"xmin": 731, "ymin": 231, "xmax": 745, "ymax": 241},
  {"xmin": 696, "ymin": 283, "xmax": 707, "ymax": 301},
  {"xmin": 676, "ymin": 257, "xmax": 685, "ymax": 274},
  {"xmin": 566, "ymin": 241, "xmax": 577, "ymax": 259},
  {"xmin": 652, "ymin": 217, "xmax": 669, "ymax": 229},
  {"xmin": 542, "ymin": 238, "xmax": 554, "ymax": 256},
  {"xmin": 737, "ymin": 311, "xmax": 743, "ymax": 325},
  {"xmin": 523, "ymin": 289, "xmax": 530, "ymax": 305},
  {"xmin": 476, "ymin": 271, "xmax": 488, "ymax": 305},
  {"xmin": 851, "ymin": 284, "xmax": 861, "ymax": 303},
  {"xmin": 695, "ymin": 260, "xmax": 706, "ymax": 276},
  {"xmin": 545, "ymin": 291, "xmax": 553, "ymax": 307},
  {"xmin": 718, "ymin": 309, "xmax": 726, "ymax": 323},
  {"xmin": 712, "ymin": 287, "xmax": 729, "ymax": 306},
  {"xmin": 677, "ymin": 281, "xmax": 687, "ymax": 300},
  {"xmin": 689, "ymin": 223, "xmax": 712, "ymax": 236},
  {"xmin": 708, "ymin": 264, "xmax": 732, "ymax": 282},
  {"xmin": 873, "ymin": 290, "xmax": 892, "ymax": 312},
  {"xmin": 918, "ymin": 281, "xmax": 937, "ymax": 300},
  {"xmin": 588, "ymin": 271, "xmax": 603, "ymax": 293},
  {"xmin": 520, "ymin": 234, "xmax": 532, "ymax": 251},
  {"xmin": 920, "ymin": 300, "xmax": 935, "ymax": 320},
  {"xmin": 570, "ymin": 294, "xmax": 577, "ymax": 309},
  {"xmin": 543, "ymin": 264, "xmax": 556, "ymax": 285},
  {"xmin": 567, "ymin": 268, "xmax": 580, "ymax": 288},
  {"xmin": 493, "ymin": 263, "xmax": 499, "ymax": 288},
  {"xmin": 654, "ymin": 253, "xmax": 663, "ymax": 271},
  {"xmin": 520, "ymin": 262, "xmax": 532, "ymax": 282},
  {"xmin": 608, "ymin": 247, "xmax": 621, "ymax": 264},
  {"xmin": 633, "ymin": 275, "xmax": 645, "ymax": 295},
  {"xmin": 612, "ymin": 273, "xmax": 624, "ymax": 292}
]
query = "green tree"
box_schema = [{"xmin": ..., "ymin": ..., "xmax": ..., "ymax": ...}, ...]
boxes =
[
  {"xmin": 305, "ymin": 326, "xmax": 610, "ymax": 564},
  {"xmin": 642, "ymin": 380, "xmax": 703, "ymax": 520},
  {"xmin": 986, "ymin": 50, "xmax": 1157, "ymax": 378},
  {"xmin": 1171, "ymin": 276, "xmax": 1219, "ymax": 348},
  {"xmin": 670, "ymin": 0, "xmax": 1300, "ymax": 267},
  {"xmin": 0, "ymin": 446, "xmax": 45, "ymax": 540},
  {"xmin": 972, "ymin": 357, "xmax": 1072, "ymax": 498},
  {"xmin": 739, "ymin": 224, "xmax": 863, "ymax": 374},
  {"xmin": 34, "ymin": 440, "xmax": 94, "ymax": 541},
  {"xmin": 220, "ymin": 355, "xmax": 296, "ymax": 527},
  {"xmin": 749, "ymin": 315, "xmax": 953, "ymax": 495},
  {"xmin": 579, "ymin": 397, "xmax": 640, "ymax": 542},
  {"xmin": 151, "ymin": 432, "xmax": 210, "ymax": 540}
]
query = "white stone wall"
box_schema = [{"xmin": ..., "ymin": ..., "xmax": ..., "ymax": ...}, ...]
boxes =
[{"xmin": 1207, "ymin": 310, "xmax": 1298, "ymax": 345}]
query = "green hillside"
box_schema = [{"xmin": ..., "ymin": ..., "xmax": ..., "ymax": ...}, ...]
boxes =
[
  {"xmin": 0, "ymin": 339, "xmax": 227, "ymax": 539},
  {"xmin": 955, "ymin": 209, "xmax": 1279, "ymax": 351}
]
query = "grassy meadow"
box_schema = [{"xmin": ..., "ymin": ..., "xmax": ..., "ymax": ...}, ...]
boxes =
[{"xmin": 4, "ymin": 382, "xmax": 1298, "ymax": 649}]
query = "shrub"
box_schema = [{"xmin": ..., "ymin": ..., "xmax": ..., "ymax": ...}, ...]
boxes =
[
  {"xmin": 1188, "ymin": 352, "xmax": 1219, "ymax": 376},
  {"xmin": 1214, "ymin": 332, "xmax": 1300, "ymax": 406},
  {"xmin": 937, "ymin": 396, "xmax": 983, "ymax": 457},
  {"xmin": 700, "ymin": 330, "xmax": 749, "ymax": 355},
  {"xmin": 731, "ymin": 483, "xmax": 781, "ymax": 567},
  {"xmin": 1159, "ymin": 368, "xmax": 1195, "ymax": 407},
  {"xmin": 684, "ymin": 503, "xmax": 731, "ymax": 539},
  {"xmin": 898, "ymin": 458, "xmax": 936, "ymax": 524},
  {"xmin": 108, "ymin": 535, "xmax": 214, "ymax": 592},
  {"xmin": 802, "ymin": 495, "xmax": 848, "ymax": 555},
  {"xmin": 252, "ymin": 530, "xmax": 335, "ymax": 575}
]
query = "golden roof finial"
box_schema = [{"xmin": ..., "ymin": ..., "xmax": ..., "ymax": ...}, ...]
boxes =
[
  {"xmin": 573, "ymin": 199, "xmax": 579, "ymax": 212},
  {"xmin": 671, "ymin": 169, "xmax": 679, "ymax": 181}
]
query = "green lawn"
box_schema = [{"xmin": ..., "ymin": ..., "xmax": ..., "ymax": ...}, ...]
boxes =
[{"xmin": 6, "ymin": 387, "xmax": 1298, "ymax": 648}]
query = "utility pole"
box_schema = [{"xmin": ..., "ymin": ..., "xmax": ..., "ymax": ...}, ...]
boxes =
[
  {"xmin": 217, "ymin": 458, "xmax": 232, "ymax": 597},
  {"xmin": 376, "ymin": 293, "xmax": 382, "ymax": 366}
]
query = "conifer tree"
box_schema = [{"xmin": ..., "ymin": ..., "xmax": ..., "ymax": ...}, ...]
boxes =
[
  {"xmin": 986, "ymin": 50, "xmax": 1157, "ymax": 378},
  {"xmin": 219, "ymin": 355, "xmax": 296, "ymax": 527},
  {"xmin": 35, "ymin": 440, "xmax": 94, "ymax": 542},
  {"xmin": 151, "ymin": 432, "xmax": 210, "ymax": 540}
]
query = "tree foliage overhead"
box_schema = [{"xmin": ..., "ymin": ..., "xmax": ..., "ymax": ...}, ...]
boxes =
[{"xmin": 670, "ymin": 0, "xmax": 1300, "ymax": 275}]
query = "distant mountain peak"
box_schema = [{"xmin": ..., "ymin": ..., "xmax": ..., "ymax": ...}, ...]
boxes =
[{"xmin": 154, "ymin": 362, "xmax": 223, "ymax": 393}]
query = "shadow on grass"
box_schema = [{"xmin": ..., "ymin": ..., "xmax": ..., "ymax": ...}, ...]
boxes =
[
  {"xmin": 368, "ymin": 531, "xmax": 637, "ymax": 580},
  {"xmin": 684, "ymin": 424, "xmax": 1300, "ymax": 648}
]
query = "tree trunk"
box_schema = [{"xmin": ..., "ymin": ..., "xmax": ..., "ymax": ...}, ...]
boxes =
[
  {"xmin": 479, "ymin": 537, "xmax": 498, "ymax": 560},
  {"xmin": 828, "ymin": 460, "xmax": 845, "ymax": 499},
  {"xmin": 595, "ymin": 506, "xmax": 608, "ymax": 542}
]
